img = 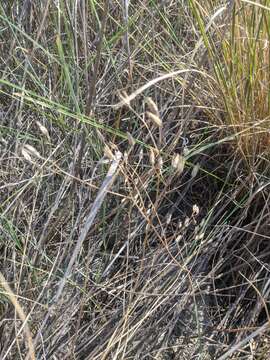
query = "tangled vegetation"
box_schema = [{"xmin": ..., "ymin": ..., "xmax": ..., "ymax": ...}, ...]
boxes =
[{"xmin": 1, "ymin": 1, "xmax": 270, "ymax": 359}]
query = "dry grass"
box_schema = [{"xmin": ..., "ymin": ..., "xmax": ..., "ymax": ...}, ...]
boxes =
[
  {"xmin": 0, "ymin": 1, "xmax": 270, "ymax": 359},
  {"xmin": 190, "ymin": 0, "xmax": 270, "ymax": 164}
]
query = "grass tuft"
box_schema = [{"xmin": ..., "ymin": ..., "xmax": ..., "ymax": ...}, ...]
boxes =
[
  {"xmin": 189, "ymin": 0, "xmax": 270, "ymax": 165},
  {"xmin": 1, "ymin": 1, "xmax": 270, "ymax": 359}
]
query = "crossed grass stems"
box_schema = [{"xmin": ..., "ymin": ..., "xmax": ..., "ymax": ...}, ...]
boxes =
[{"xmin": 1, "ymin": 1, "xmax": 270, "ymax": 359}]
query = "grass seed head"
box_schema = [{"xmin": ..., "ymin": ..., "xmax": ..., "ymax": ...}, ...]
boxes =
[
  {"xmin": 24, "ymin": 144, "xmax": 41, "ymax": 159},
  {"xmin": 21, "ymin": 148, "xmax": 33, "ymax": 163},
  {"xmin": 157, "ymin": 156, "xmax": 163, "ymax": 170},
  {"xmin": 146, "ymin": 111, "xmax": 163, "ymax": 128},
  {"xmin": 127, "ymin": 132, "xmax": 135, "ymax": 147},
  {"xmin": 146, "ymin": 97, "xmax": 159, "ymax": 116},
  {"xmin": 36, "ymin": 121, "xmax": 50, "ymax": 139},
  {"xmin": 172, "ymin": 153, "xmax": 185, "ymax": 174},
  {"xmin": 191, "ymin": 163, "xmax": 200, "ymax": 178},
  {"xmin": 149, "ymin": 148, "xmax": 156, "ymax": 167}
]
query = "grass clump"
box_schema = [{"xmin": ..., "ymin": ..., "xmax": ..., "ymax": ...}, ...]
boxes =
[
  {"xmin": 1, "ymin": 1, "xmax": 270, "ymax": 359},
  {"xmin": 190, "ymin": 0, "xmax": 270, "ymax": 164}
]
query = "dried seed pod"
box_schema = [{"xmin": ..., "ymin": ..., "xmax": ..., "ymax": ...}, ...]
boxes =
[
  {"xmin": 176, "ymin": 234, "xmax": 182, "ymax": 243},
  {"xmin": 191, "ymin": 163, "xmax": 200, "ymax": 178},
  {"xmin": 36, "ymin": 121, "xmax": 50, "ymax": 139},
  {"xmin": 24, "ymin": 144, "xmax": 41, "ymax": 158},
  {"xmin": 146, "ymin": 111, "xmax": 163, "ymax": 128},
  {"xmin": 157, "ymin": 156, "xmax": 163, "ymax": 170},
  {"xmin": 171, "ymin": 153, "xmax": 185, "ymax": 174},
  {"xmin": 145, "ymin": 97, "xmax": 159, "ymax": 116},
  {"xmin": 166, "ymin": 212, "xmax": 172, "ymax": 225},
  {"xmin": 149, "ymin": 148, "xmax": 156, "ymax": 167},
  {"xmin": 127, "ymin": 132, "xmax": 135, "ymax": 147},
  {"xmin": 21, "ymin": 148, "xmax": 32, "ymax": 162},
  {"xmin": 183, "ymin": 146, "xmax": 189, "ymax": 156},
  {"xmin": 195, "ymin": 232, "xmax": 204, "ymax": 241},
  {"xmin": 184, "ymin": 217, "xmax": 190, "ymax": 228}
]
